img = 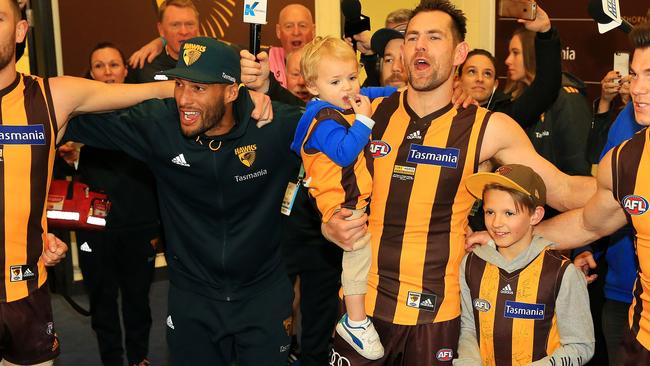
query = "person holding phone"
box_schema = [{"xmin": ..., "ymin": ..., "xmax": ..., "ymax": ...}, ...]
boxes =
[
  {"xmin": 458, "ymin": 5, "xmax": 562, "ymax": 129},
  {"xmin": 504, "ymin": 12, "xmax": 592, "ymax": 178}
]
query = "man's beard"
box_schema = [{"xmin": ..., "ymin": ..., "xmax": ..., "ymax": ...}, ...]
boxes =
[
  {"xmin": 0, "ymin": 36, "xmax": 16, "ymax": 71},
  {"xmin": 408, "ymin": 67, "xmax": 447, "ymax": 92},
  {"xmin": 383, "ymin": 73, "xmax": 407, "ymax": 88},
  {"xmin": 407, "ymin": 58, "xmax": 452, "ymax": 92},
  {"xmin": 181, "ymin": 97, "xmax": 226, "ymax": 139}
]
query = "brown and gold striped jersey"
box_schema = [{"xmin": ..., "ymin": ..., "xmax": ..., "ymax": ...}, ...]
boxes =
[
  {"xmin": 301, "ymin": 108, "xmax": 373, "ymax": 222},
  {"xmin": 0, "ymin": 73, "xmax": 57, "ymax": 302},
  {"xmin": 465, "ymin": 248, "xmax": 570, "ymax": 365},
  {"xmin": 611, "ymin": 127, "xmax": 650, "ymax": 350},
  {"xmin": 365, "ymin": 90, "xmax": 490, "ymax": 325}
]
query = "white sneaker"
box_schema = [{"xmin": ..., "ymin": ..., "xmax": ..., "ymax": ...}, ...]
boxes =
[{"xmin": 335, "ymin": 314, "xmax": 384, "ymax": 360}]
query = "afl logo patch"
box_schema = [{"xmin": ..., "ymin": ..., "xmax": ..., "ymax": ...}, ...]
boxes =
[
  {"xmin": 369, "ymin": 140, "xmax": 391, "ymax": 158},
  {"xmin": 473, "ymin": 298, "xmax": 491, "ymax": 312},
  {"xmin": 623, "ymin": 195, "xmax": 648, "ymax": 216},
  {"xmin": 436, "ymin": 348, "xmax": 454, "ymax": 361}
]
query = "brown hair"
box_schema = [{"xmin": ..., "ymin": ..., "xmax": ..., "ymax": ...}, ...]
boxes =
[
  {"xmin": 158, "ymin": 0, "xmax": 199, "ymax": 22},
  {"xmin": 503, "ymin": 28, "xmax": 536, "ymax": 99},
  {"xmin": 482, "ymin": 183, "xmax": 537, "ymax": 214},
  {"xmin": 409, "ymin": 0, "xmax": 467, "ymax": 42},
  {"xmin": 300, "ymin": 36, "xmax": 357, "ymax": 85},
  {"xmin": 458, "ymin": 48, "xmax": 497, "ymax": 76},
  {"xmin": 631, "ymin": 21, "xmax": 650, "ymax": 50},
  {"xmin": 385, "ymin": 8, "xmax": 412, "ymax": 27}
]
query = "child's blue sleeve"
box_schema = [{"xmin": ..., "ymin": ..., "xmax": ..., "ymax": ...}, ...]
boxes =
[
  {"xmin": 304, "ymin": 118, "xmax": 372, "ymax": 167},
  {"xmin": 361, "ymin": 86, "xmax": 397, "ymax": 100}
]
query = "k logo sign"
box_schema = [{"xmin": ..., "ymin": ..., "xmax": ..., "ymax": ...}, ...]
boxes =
[
  {"xmin": 243, "ymin": 0, "xmax": 268, "ymax": 24},
  {"xmin": 244, "ymin": 1, "xmax": 258, "ymax": 16}
]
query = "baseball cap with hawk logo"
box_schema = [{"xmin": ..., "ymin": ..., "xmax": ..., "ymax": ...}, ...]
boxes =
[{"xmin": 158, "ymin": 36, "xmax": 241, "ymax": 84}]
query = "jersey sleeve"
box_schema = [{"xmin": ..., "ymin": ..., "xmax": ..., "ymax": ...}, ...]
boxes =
[
  {"xmin": 303, "ymin": 117, "xmax": 373, "ymax": 167},
  {"xmin": 62, "ymin": 99, "xmax": 171, "ymax": 162},
  {"xmin": 361, "ymin": 86, "xmax": 398, "ymax": 100}
]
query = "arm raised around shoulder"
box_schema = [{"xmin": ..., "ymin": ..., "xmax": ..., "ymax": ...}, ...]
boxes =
[
  {"xmin": 535, "ymin": 150, "xmax": 628, "ymax": 250},
  {"xmin": 49, "ymin": 76, "xmax": 174, "ymax": 131},
  {"xmin": 481, "ymin": 112, "xmax": 596, "ymax": 212}
]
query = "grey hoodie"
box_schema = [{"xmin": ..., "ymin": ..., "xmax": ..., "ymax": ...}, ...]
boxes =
[{"xmin": 454, "ymin": 236, "xmax": 595, "ymax": 365}]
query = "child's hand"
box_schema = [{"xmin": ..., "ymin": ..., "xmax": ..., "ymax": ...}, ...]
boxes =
[{"xmin": 349, "ymin": 94, "xmax": 372, "ymax": 117}]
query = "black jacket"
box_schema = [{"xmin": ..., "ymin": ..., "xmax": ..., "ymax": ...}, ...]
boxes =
[
  {"xmin": 64, "ymin": 94, "xmax": 303, "ymax": 301},
  {"xmin": 126, "ymin": 52, "xmax": 177, "ymax": 84},
  {"xmin": 76, "ymin": 147, "xmax": 160, "ymax": 233},
  {"xmin": 525, "ymin": 72, "xmax": 592, "ymax": 176}
]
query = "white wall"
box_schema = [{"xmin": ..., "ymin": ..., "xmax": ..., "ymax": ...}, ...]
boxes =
[
  {"xmin": 453, "ymin": 0, "xmax": 496, "ymax": 53},
  {"xmin": 352, "ymin": 0, "xmax": 496, "ymax": 52}
]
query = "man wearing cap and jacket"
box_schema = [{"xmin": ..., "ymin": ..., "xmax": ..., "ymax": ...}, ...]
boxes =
[
  {"xmin": 368, "ymin": 27, "xmax": 408, "ymax": 88},
  {"xmin": 63, "ymin": 37, "xmax": 303, "ymax": 365}
]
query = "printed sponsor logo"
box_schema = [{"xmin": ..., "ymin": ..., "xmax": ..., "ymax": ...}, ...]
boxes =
[
  {"xmin": 534, "ymin": 130, "xmax": 550, "ymax": 139},
  {"xmin": 182, "ymin": 43, "xmax": 206, "ymax": 66},
  {"xmin": 244, "ymin": 1, "xmax": 259, "ymax": 16},
  {"xmin": 406, "ymin": 130, "xmax": 422, "ymax": 140},
  {"xmin": 234, "ymin": 168, "xmax": 267, "ymax": 182},
  {"xmin": 392, "ymin": 165, "xmax": 416, "ymax": 181},
  {"xmin": 436, "ymin": 348, "xmax": 454, "ymax": 361},
  {"xmin": 369, "ymin": 140, "xmax": 391, "ymax": 158},
  {"xmin": 623, "ymin": 195, "xmax": 648, "ymax": 216},
  {"xmin": 473, "ymin": 298, "xmax": 491, "ymax": 312},
  {"xmin": 10, "ymin": 266, "xmax": 22, "ymax": 282},
  {"xmin": 0, "ymin": 125, "xmax": 46, "ymax": 145},
  {"xmin": 500, "ymin": 283, "xmax": 514, "ymax": 295},
  {"xmin": 393, "ymin": 165, "xmax": 415, "ymax": 176},
  {"xmin": 46, "ymin": 322, "xmax": 54, "ymax": 335},
  {"xmin": 235, "ymin": 144, "xmax": 257, "ymax": 167},
  {"xmin": 171, "ymin": 153, "xmax": 191, "ymax": 167},
  {"xmin": 79, "ymin": 242, "xmax": 92, "ymax": 253},
  {"xmin": 504, "ymin": 300, "xmax": 545, "ymax": 320},
  {"xmin": 329, "ymin": 349, "xmax": 351, "ymax": 366},
  {"xmin": 9, "ymin": 265, "xmax": 35, "ymax": 282},
  {"xmin": 406, "ymin": 291, "xmax": 437, "ymax": 312},
  {"xmin": 406, "ymin": 144, "xmax": 459, "ymax": 168}
]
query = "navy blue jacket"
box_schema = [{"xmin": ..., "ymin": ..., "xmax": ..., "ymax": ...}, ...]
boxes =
[{"xmin": 64, "ymin": 94, "xmax": 303, "ymax": 301}]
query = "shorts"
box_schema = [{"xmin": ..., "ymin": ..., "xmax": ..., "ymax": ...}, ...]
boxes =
[
  {"xmin": 331, "ymin": 316, "xmax": 459, "ymax": 365},
  {"xmin": 0, "ymin": 285, "xmax": 60, "ymax": 364},
  {"xmin": 621, "ymin": 325, "xmax": 650, "ymax": 366}
]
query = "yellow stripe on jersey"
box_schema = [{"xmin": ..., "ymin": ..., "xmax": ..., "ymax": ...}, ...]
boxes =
[
  {"xmin": 365, "ymin": 94, "xmax": 410, "ymax": 318},
  {"xmin": 393, "ymin": 106, "xmax": 457, "ymax": 323},
  {"xmin": 478, "ymin": 263, "xmax": 500, "ymax": 364},
  {"xmin": 0, "ymin": 74, "xmax": 56, "ymax": 302},
  {"xmin": 3, "ymin": 79, "xmax": 31, "ymax": 301},
  {"xmin": 511, "ymin": 253, "xmax": 545, "ymax": 365}
]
